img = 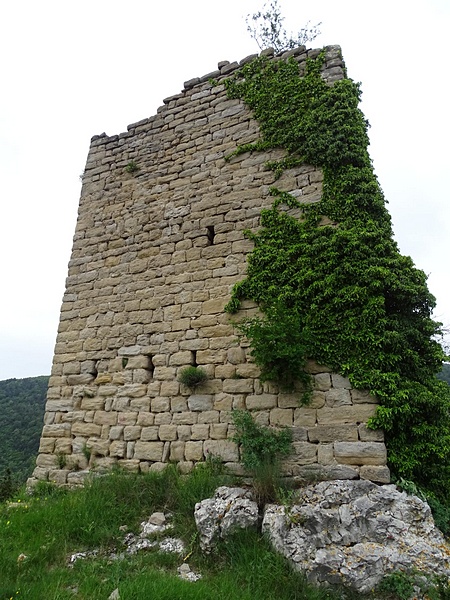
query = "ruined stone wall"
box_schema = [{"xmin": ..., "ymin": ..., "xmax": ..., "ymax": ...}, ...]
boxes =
[{"xmin": 31, "ymin": 45, "xmax": 390, "ymax": 487}]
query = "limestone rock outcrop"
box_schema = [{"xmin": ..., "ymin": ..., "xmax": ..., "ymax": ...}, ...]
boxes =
[
  {"xmin": 194, "ymin": 486, "xmax": 259, "ymax": 551},
  {"xmin": 262, "ymin": 480, "xmax": 450, "ymax": 592}
]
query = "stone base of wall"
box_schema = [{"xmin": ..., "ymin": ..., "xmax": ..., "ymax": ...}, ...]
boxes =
[{"xmin": 29, "ymin": 358, "xmax": 389, "ymax": 488}]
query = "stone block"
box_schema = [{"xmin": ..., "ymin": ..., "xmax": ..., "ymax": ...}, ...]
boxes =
[
  {"xmin": 191, "ymin": 424, "xmax": 210, "ymax": 440},
  {"xmin": 293, "ymin": 408, "xmax": 317, "ymax": 427},
  {"xmin": 169, "ymin": 441, "xmax": 185, "ymax": 462},
  {"xmin": 48, "ymin": 470, "xmax": 69, "ymax": 485},
  {"xmin": 223, "ymin": 379, "xmax": 254, "ymax": 393},
  {"xmin": 81, "ymin": 397, "xmax": 105, "ymax": 411},
  {"xmin": 269, "ymin": 408, "xmax": 293, "ymax": 427},
  {"xmin": 124, "ymin": 426, "xmax": 142, "ymax": 441},
  {"xmin": 39, "ymin": 438, "xmax": 56, "ymax": 453},
  {"xmin": 314, "ymin": 373, "xmax": 331, "ymax": 391},
  {"xmin": 316, "ymin": 404, "xmax": 376, "ymax": 425},
  {"xmin": 117, "ymin": 459, "xmax": 140, "ymax": 472},
  {"xmin": 185, "ymin": 441, "xmax": 204, "ymax": 461},
  {"xmin": 54, "ymin": 439, "xmax": 72, "ymax": 454},
  {"xmin": 67, "ymin": 374, "xmax": 95, "ymax": 386},
  {"xmin": 188, "ymin": 395, "xmax": 213, "ymax": 411},
  {"xmin": 94, "ymin": 411, "xmax": 118, "ymax": 426},
  {"xmin": 278, "ymin": 393, "xmax": 300, "ymax": 409},
  {"xmin": 203, "ymin": 439, "xmax": 239, "ymax": 462},
  {"xmin": 177, "ymin": 425, "xmax": 191, "ymax": 441},
  {"xmin": 134, "ymin": 441, "xmax": 164, "ymax": 461},
  {"xmin": 309, "ymin": 391, "xmax": 326, "ymax": 408},
  {"xmin": 159, "ymin": 425, "xmax": 178, "ymax": 441},
  {"xmin": 331, "ymin": 374, "xmax": 351, "ymax": 389},
  {"xmin": 334, "ymin": 442, "xmax": 387, "ymax": 466},
  {"xmin": 36, "ymin": 454, "xmax": 57, "ymax": 467},
  {"xmin": 110, "ymin": 441, "xmax": 126, "ymax": 458},
  {"xmin": 359, "ymin": 465, "xmax": 391, "ymax": 483},
  {"xmin": 210, "ymin": 423, "xmax": 228, "ymax": 439},
  {"xmin": 291, "ymin": 442, "xmax": 317, "ymax": 464},
  {"xmin": 117, "ymin": 412, "xmax": 138, "ymax": 426},
  {"xmin": 169, "ymin": 351, "xmax": 193, "ymax": 366},
  {"xmin": 109, "ymin": 425, "xmax": 124, "ymax": 440},
  {"xmin": 317, "ymin": 444, "xmax": 335, "ymax": 465},
  {"xmin": 172, "ymin": 412, "xmax": 198, "ymax": 425},
  {"xmin": 87, "ymin": 439, "xmax": 110, "ymax": 456},
  {"xmin": 137, "ymin": 412, "xmax": 155, "ymax": 426},
  {"xmin": 245, "ymin": 394, "xmax": 277, "ymax": 410},
  {"xmin": 308, "ymin": 425, "xmax": 358, "ymax": 443},
  {"xmin": 46, "ymin": 399, "xmax": 74, "ymax": 412},
  {"xmin": 141, "ymin": 426, "xmax": 159, "ymax": 441},
  {"xmin": 151, "ymin": 397, "xmax": 171, "ymax": 412},
  {"xmin": 351, "ymin": 389, "xmax": 378, "ymax": 404},
  {"xmin": 71, "ymin": 422, "xmax": 102, "ymax": 437},
  {"xmin": 358, "ymin": 424, "xmax": 384, "ymax": 442},
  {"xmin": 197, "ymin": 410, "xmax": 220, "ymax": 424},
  {"xmin": 227, "ymin": 347, "xmax": 246, "ymax": 364},
  {"xmin": 325, "ymin": 389, "xmax": 351, "ymax": 407},
  {"xmin": 160, "ymin": 381, "xmax": 180, "ymax": 396}
]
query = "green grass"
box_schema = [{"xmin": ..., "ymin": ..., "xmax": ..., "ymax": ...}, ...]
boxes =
[
  {"xmin": 4, "ymin": 463, "xmax": 446, "ymax": 600},
  {"xmin": 0, "ymin": 463, "xmax": 347, "ymax": 600}
]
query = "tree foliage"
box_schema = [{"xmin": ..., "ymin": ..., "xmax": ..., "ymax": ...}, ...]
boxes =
[
  {"xmin": 0, "ymin": 376, "xmax": 48, "ymax": 485},
  {"xmin": 223, "ymin": 53, "xmax": 450, "ymax": 503},
  {"xmin": 246, "ymin": 0, "xmax": 321, "ymax": 53}
]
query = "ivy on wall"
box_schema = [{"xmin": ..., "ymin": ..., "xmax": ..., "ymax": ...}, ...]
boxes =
[{"xmin": 223, "ymin": 51, "xmax": 450, "ymax": 502}]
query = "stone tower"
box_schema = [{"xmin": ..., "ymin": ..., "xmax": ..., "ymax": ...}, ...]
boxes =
[{"xmin": 30, "ymin": 45, "xmax": 389, "ymax": 487}]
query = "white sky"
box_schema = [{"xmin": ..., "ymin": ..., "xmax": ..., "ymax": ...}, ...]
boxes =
[{"xmin": 0, "ymin": 0, "xmax": 449, "ymax": 380}]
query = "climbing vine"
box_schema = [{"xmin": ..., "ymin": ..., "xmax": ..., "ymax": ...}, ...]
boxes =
[{"xmin": 223, "ymin": 51, "xmax": 450, "ymax": 503}]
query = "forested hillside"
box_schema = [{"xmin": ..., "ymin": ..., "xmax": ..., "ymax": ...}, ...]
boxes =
[
  {"xmin": 437, "ymin": 363, "xmax": 450, "ymax": 385},
  {"xmin": 0, "ymin": 376, "xmax": 48, "ymax": 483}
]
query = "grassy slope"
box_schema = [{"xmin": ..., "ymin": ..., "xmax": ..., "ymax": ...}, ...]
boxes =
[{"xmin": 0, "ymin": 467, "xmax": 341, "ymax": 600}]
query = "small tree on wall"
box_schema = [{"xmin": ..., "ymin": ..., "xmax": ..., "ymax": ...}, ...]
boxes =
[{"xmin": 246, "ymin": 0, "xmax": 322, "ymax": 53}]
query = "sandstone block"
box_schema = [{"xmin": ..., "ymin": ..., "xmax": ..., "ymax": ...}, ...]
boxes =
[
  {"xmin": 314, "ymin": 373, "xmax": 331, "ymax": 391},
  {"xmin": 210, "ymin": 423, "xmax": 228, "ymax": 439},
  {"xmin": 94, "ymin": 411, "xmax": 118, "ymax": 426},
  {"xmin": 109, "ymin": 425, "xmax": 124, "ymax": 440},
  {"xmin": 169, "ymin": 441, "xmax": 185, "ymax": 462},
  {"xmin": 48, "ymin": 470, "xmax": 69, "ymax": 485},
  {"xmin": 351, "ymin": 389, "xmax": 378, "ymax": 404},
  {"xmin": 169, "ymin": 351, "xmax": 193, "ymax": 366},
  {"xmin": 110, "ymin": 441, "xmax": 126, "ymax": 458},
  {"xmin": 172, "ymin": 412, "xmax": 198, "ymax": 425},
  {"xmin": 308, "ymin": 425, "xmax": 358, "ymax": 443},
  {"xmin": 197, "ymin": 410, "xmax": 220, "ymax": 424},
  {"xmin": 316, "ymin": 405, "xmax": 376, "ymax": 425},
  {"xmin": 334, "ymin": 442, "xmax": 387, "ymax": 466},
  {"xmin": 331, "ymin": 374, "xmax": 351, "ymax": 389},
  {"xmin": 325, "ymin": 389, "xmax": 351, "ymax": 407},
  {"xmin": 160, "ymin": 381, "xmax": 180, "ymax": 396},
  {"xmin": 54, "ymin": 439, "xmax": 72, "ymax": 454},
  {"xmin": 124, "ymin": 426, "xmax": 142, "ymax": 441},
  {"xmin": 117, "ymin": 412, "xmax": 138, "ymax": 426},
  {"xmin": 46, "ymin": 399, "xmax": 74, "ymax": 412},
  {"xmin": 67, "ymin": 374, "xmax": 95, "ymax": 386},
  {"xmin": 317, "ymin": 443, "xmax": 335, "ymax": 465},
  {"xmin": 159, "ymin": 424, "xmax": 178, "ymax": 441},
  {"xmin": 87, "ymin": 439, "xmax": 110, "ymax": 456},
  {"xmin": 278, "ymin": 393, "xmax": 300, "ymax": 409},
  {"xmin": 177, "ymin": 425, "xmax": 192, "ymax": 441},
  {"xmin": 191, "ymin": 424, "xmax": 210, "ymax": 440},
  {"xmin": 245, "ymin": 394, "xmax": 277, "ymax": 410},
  {"xmin": 71, "ymin": 422, "xmax": 102, "ymax": 437},
  {"xmin": 81, "ymin": 397, "xmax": 105, "ymax": 411},
  {"xmin": 117, "ymin": 459, "xmax": 140, "ymax": 472},
  {"xmin": 185, "ymin": 441, "xmax": 204, "ymax": 461},
  {"xmin": 42, "ymin": 424, "xmax": 71, "ymax": 438},
  {"xmin": 188, "ymin": 395, "xmax": 213, "ymax": 411},
  {"xmin": 141, "ymin": 426, "xmax": 159, "ymax": 441},
  {"xmin": 269, "ymin": 408, "xmax": 293, "ymax": 427},
  {"xmin": 39, "ymin": 438, "xmax": 56, "ymax": 453},
  {"xmin": 203, "ymin": 439, "xmax": 239, "ymax": 462},
  {"xmin": 359, "ymin": 465, "xmax": 391, "ymax": 483},
  {"xmin": 291, "ymin": 442, "xmax": 317, "ymax": 464},
  {"xmin": 293, "ymin": 408, "xmax": 317, "ymax": 427},
  {"xmin": 137, "ymin": 412, "xmax": 155, "ymax": 426},
  {"xmin": 358, "ymin": 424, "xmax": 384, "ymax": 442},
  {"xmin": 36, "ymin": 454, "xmax": 57, "ymax": 467},
  {"xmin": 151, "ymin": 397, "xmax": 171, "ymax": 413},
  {"xmin": 134, "ymin": 441, "xmax": 164, "ymax": 461}
]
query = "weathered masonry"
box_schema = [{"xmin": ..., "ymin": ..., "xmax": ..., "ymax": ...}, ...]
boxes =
[{"xmin": 31, "ymin": 45, "xmax": 390, "ymax": 487}]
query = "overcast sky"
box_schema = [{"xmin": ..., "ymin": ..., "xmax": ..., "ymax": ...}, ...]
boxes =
[{"xmin": 0, "ymin": 0, "xmax": 448, "ymax": 380}]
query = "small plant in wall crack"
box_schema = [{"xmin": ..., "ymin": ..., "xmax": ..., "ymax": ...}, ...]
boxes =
[
  {"xmin": 125, "ymin": 160, "xmax": 139, "ymax": 174},
  {"xmin": 178, "ymin": 366, "xmax": 208, "ymax": 389},
  {"xmin": 232, "ymin": 410, "xmax": 292, "ymax": 506}
]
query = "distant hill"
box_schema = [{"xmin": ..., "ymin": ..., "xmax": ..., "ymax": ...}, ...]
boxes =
[
  {"xmin": 437, "ymin": 363, "xmax": 450, "ymax": 385},
  {"xmin": 0, "ymin": 376, "xmax": 48, "ymax": 483}
]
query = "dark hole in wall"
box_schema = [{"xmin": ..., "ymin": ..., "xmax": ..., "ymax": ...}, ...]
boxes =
[
  {"xmin": 192, "ymin": 350, "xmax": 198, "ymax": 367},
  {"xmin": 206, "ymin": 226, "xmax": 215, "ymax": 246},
  {"xmin": 146, "ymin": 354, "xmax": 155, "ymax": 378}
]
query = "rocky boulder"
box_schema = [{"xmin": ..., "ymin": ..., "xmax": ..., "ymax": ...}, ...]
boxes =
[
  {"xmin": 194, "ymin": 486, "xmax": 259, "ymax": 551},
  {"xmin": 262, "ymin": 479, "xmax": 450, "ymax": 592}
]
